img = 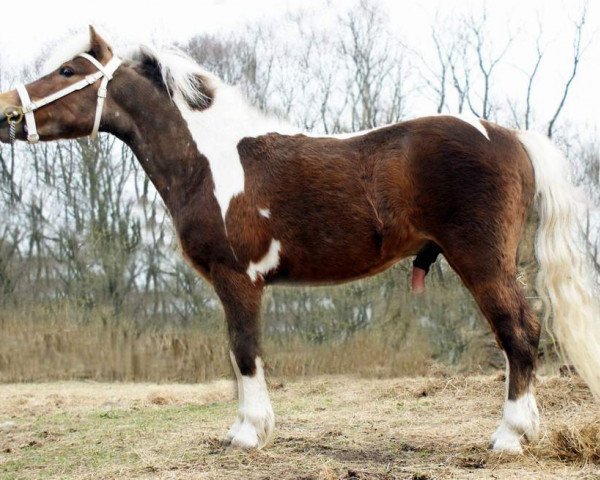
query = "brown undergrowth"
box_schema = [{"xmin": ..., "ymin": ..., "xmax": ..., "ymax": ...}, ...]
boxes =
[{"xmin": 0, "ymin": 305, "xmax": 435, "ymax": 382}]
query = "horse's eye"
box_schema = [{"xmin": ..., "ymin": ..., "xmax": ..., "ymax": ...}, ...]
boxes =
[{"xmin": 59, "ymin": 66, "xmax": 74, "ymax": 78}]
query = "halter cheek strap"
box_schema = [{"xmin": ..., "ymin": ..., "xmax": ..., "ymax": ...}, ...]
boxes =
[
  {"xmin": 15, "ymin": 84, "xmax": 38, "ymax": 143},
  {"xmin": 79, "ymin": 53, "xmax": 121, "ymax": 139},
  {"xmin": 15, "ymin": 53, "xmax": 122, "ymax": 143}
]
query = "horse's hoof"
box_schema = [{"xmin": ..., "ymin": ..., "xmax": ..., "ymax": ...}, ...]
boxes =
[
  {"xmin": 229, "ymin": 421, "xmax": 261, "ymax": 449},
  {"xmin": 224, "ymin": 417, "xmax": 242, "ymax": 445},
  {"xmin": 490, "ymin": 392, "xmax": 539, "ymax": 454},
  {"xmin": 225, "ymin": 408, "xmax": 275, "ymax": 450},
  {"xmin": 490, "ymin": 437, "xmax": 523, "ymax": 454},
  {"xmin": 489, "ymin": 425, "xmax": 524, "ymax": 454}
]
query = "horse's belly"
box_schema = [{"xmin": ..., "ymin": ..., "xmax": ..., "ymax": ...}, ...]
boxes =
[
  {"xmin": 267, "ymin": 229, "xmax": 413, "ymax": 284},
  {"xmin": 269, "ymin": 251, "xmax": 400, "ymax": 284}
]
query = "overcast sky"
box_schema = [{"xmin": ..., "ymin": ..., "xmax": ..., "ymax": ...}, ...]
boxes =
[{"xmin": 1, "ymin": 0, "xmax": 597, "ymax": 132}]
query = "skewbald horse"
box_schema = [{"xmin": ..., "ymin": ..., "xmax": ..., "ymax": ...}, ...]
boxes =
[{"xmin": 1, "ymin": 27, "xmax": 599, "ymax": 454}]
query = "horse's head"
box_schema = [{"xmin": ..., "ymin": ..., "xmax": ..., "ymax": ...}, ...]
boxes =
[{"xmin": 0, "ymin": 26, "xmax": 122, "ymax": 143}]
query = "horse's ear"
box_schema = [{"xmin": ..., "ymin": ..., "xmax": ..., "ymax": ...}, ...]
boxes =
[{"xmin": 88, "ymin": 25, "xmax": 113, "ymax": 62}]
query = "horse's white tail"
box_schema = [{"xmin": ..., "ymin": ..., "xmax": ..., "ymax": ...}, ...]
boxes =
[{"xmin": 517, "ymin": 130, "xmax": 600, "ymax": 398}]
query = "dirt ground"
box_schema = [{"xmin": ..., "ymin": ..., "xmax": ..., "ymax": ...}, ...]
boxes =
[{"xmin": 0, "ymin": 374, "xmax": 598, "ymax": 479}]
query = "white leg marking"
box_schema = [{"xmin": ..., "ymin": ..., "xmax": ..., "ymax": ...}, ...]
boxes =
[
  {"xmin": 225, "ymin": 350, "xmax": 245, "ymax": 441},
  {"xmin": 247, "ymin": 239, "xmax": 281, "ymax": 282},
  {"xmin": 491, "ymin": 352, "xmax": 539, "ymax": 453},
  {"xmin": 258, "ymin": 208, "xmax": 271, "ymax": 219},
  {"xmin": 226, "ymin": 352, "xmax": 275, "ymax": 449},
  {"xmin": 491, "ymin": 392, "xmax": 540, "ymax": 453},
  {"xmin": 446, "ymin": 114, "xmax": 490, "ymax": 141}
]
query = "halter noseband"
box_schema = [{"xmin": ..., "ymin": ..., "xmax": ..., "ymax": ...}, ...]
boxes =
[{"xmin": 13, "ymin": 53, "xmax": 122, "ymax": 143}]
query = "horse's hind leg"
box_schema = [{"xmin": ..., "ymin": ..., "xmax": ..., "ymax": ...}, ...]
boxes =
[
  {"xmin": 442, "ymin": 246, "xmax": 541, "ymax": 453},
  {"xmin": 477, "ymin": 275, "xmax": 540, "ymax": 453},
  {"xmin": 211, "ymin": 265, "xmax": 274, "ymax": 449}
]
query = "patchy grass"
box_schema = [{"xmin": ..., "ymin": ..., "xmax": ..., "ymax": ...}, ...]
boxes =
[{"xmin": 0, "ymin": 375, "xmax": 598, "ymax": 479}]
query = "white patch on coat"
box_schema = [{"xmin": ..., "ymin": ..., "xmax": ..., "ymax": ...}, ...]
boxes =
[
  {"xmin": 247, "ymin": 239, "xmax": 281, "ymax": 282},
  {"xmin": 258, "ymin": 208, "xmax": 271, "ymax": 219},
  {"xmin": 490, "ymin": 351, "xmax": 539, "ymax": 453},
  {"xmin": 446, "ymin": 114, "xmax": 490, "ymax": 140},
  {"xmin": 43, "ymin": 35, "xmax": 90, "ymax": 73},
  {"xmin": 146, "ymin": 48, "xmax": 296, "ymax": 222},
  {"xmin": 226, "ymin": 352, "xmax": 274, "ymax": 449}
]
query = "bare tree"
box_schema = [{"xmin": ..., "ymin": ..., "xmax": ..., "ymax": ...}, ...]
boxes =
[
  {"xmin": 464, "ymin": 10, "xmax": 513, "ymax": 120},
  {"xmin": 339, "ymin": 0, "xmax": 408, "ymax": 130},
  {"xmin": 418, "ymin": 19, "xmax": 456, "ymax": 114},
  {"xmin": 547, "ymin": 3, "xmax": 591, "ymax": 138}
]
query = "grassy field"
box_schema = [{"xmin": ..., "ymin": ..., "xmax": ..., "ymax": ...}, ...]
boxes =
[{"xmin": 0, "ymin": 374, "xmax": 598, "ymax": 479}]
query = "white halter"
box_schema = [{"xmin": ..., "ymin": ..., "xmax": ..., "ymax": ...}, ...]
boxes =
[{"xmin": 15, "ymin": 53, "xmax": 122, "ymax": 143}]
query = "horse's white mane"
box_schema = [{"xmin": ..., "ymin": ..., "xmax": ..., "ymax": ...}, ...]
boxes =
[{"xmin": 131, "ymin": 46, "xmax": 220, "ymax": 108}]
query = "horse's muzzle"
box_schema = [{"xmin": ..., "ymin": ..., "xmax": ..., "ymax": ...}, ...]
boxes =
[{"xmin": 0, "ymin": 90, "xmax": 21, "ymax": 124}]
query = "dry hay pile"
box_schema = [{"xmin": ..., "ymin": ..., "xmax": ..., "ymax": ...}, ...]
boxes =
[
  {"xmin": 550, "ymin": 420, "xmax": 600, "ymax": 463},
  {"xmin": 531, "ymin": 374, "xmax": 600, "ymax": 466}
]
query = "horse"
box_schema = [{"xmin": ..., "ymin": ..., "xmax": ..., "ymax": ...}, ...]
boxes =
[{"xmin": 1, "ymin": 26, "xmax": 599, "ymax": 454}]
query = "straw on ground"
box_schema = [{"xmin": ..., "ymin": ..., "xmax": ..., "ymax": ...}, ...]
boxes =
[{"xmin": 0, "ymin": 374, "xmax": 598, "ymax": 479}]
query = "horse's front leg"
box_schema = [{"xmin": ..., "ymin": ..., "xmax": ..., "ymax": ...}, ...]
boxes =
[{"xmin": 212, "ymin": 264, "xmax": 274, "ymax": 449}]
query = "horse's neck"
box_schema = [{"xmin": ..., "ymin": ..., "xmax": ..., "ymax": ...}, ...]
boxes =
[{"xmin": 106, "ymin": 85, "xmax": 212, "ymax": 209}]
